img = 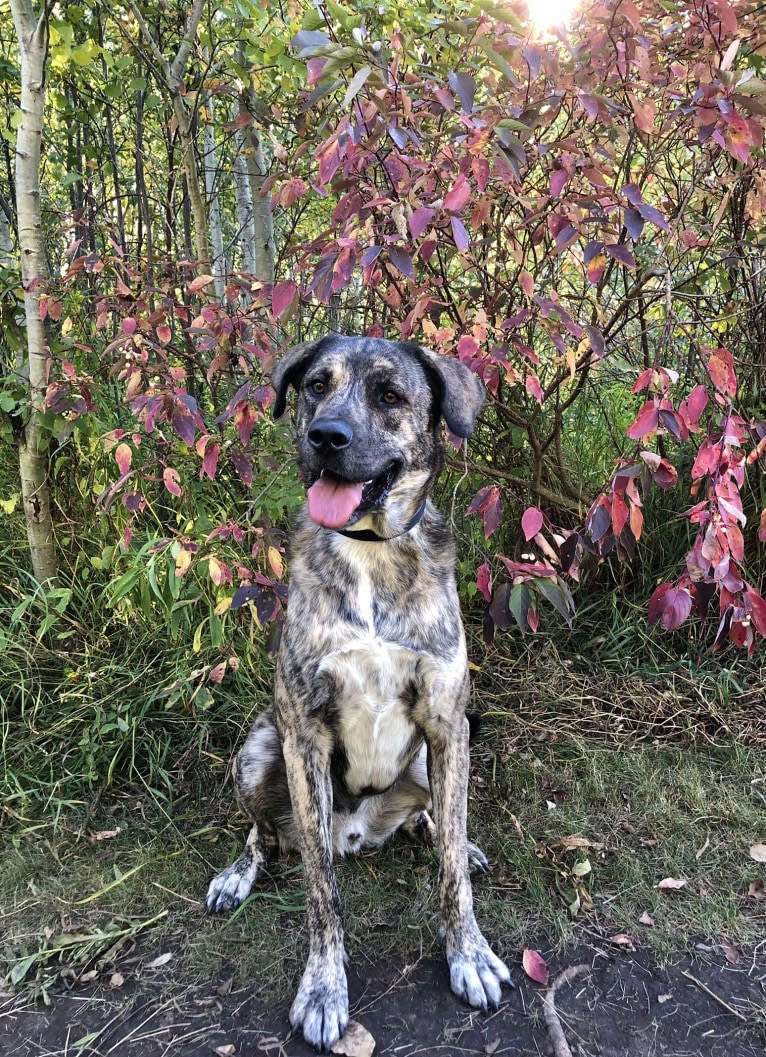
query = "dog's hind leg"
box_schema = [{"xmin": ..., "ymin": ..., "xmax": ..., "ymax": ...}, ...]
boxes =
[
  {"xmin": 206, "ymin": 710, "xmax": 284, "ymax": 913},
  {"xmin": 205, "ymin": 820, "xmax": 275, "ymax": 912}
]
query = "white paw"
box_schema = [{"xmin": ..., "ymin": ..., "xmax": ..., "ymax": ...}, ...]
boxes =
[
  {"xmin": 205, "ymin": 861, "xmax": 256, "ymax": 914},
  {"xmin": 290, "ymin": 952, "xmax": 348, "ymax": 1050},
  {"xmin": 448, "ymin": 932, "xmax": 512, "ymax": 1010}
]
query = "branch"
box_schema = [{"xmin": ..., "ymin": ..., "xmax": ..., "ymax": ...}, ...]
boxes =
[{"xmin": 170, "ymin": 0, "xmax": 208, "ymax": 86}]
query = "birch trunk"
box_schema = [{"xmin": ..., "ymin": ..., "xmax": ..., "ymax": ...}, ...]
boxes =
[
  {"xmin": 233, "ymin": 127, "xmax": 257, "ymax": 276},
  {"xmin": 203, "ymin": 96, "xmax": 226, "ymax": 299},
  {"xmin": 242, "ymin": 122, "xmax": 275, "ymax": 283},
  {"xmin": 10, "ymin": 0, "xmax": 58, "ymax": 586}
]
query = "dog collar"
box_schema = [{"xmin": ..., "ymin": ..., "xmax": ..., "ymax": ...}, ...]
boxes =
[{"xmin": 338, "ymin": 499, "xmax": 428, "ymax": 543}]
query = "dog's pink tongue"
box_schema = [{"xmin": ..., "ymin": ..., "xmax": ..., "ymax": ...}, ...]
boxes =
[{"xmin": 307, "ymin": 476, "xmax": 364, "ymax": 529}]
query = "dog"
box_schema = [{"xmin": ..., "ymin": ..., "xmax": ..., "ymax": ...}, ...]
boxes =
[{"xmin": 206, "ymin": 334, "xmax": 512, "ymax": 1049}]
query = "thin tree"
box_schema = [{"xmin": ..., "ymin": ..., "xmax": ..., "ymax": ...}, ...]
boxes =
[{"xmin": 10, "ymin": 0, "xmax": 58, "ymax": 585}]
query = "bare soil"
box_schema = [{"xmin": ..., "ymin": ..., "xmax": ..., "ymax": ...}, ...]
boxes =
[{"xmin": 3, "ymin": 938, "xmax": 764, "ymax": 1057}]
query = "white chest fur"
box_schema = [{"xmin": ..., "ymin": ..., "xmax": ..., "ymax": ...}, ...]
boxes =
[{"xmin": 317, "ymin": 638, "xmax": 422, "ymax": 795}]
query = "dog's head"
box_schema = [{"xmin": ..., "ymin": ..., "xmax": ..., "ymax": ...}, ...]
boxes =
[{"xmin": 271, "ymin": 334, "xmax": 485, "ymax": 533}]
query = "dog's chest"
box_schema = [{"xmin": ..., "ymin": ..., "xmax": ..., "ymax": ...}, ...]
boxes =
[{"xmin": 319, "ymin": 639, "xmax": 421, "ymax": 795}]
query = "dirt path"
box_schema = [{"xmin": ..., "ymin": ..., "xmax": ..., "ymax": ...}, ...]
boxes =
[{"xmin": 3, "ymin": 942, "xmax": 764, "ymax": 1057}]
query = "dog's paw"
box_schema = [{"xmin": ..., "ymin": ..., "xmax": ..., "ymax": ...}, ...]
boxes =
[
  {"xmin": 467, "ymin": 841, "xmax": 491, "ymax": 874},
  {"xmin": 448, "ymin": 931, "xmax": 513, "ymax": 1010},
  {"xmin": 205, "ymin": 859, "xmax": 256, "ymax": 914},
  {"xmin": 289, "ymin": 953, "xmax": 348, "ymax": 1051}
]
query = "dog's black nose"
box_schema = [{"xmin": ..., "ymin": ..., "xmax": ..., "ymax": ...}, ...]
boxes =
[{"xmin": 307, "ymin": 418, "xmax": 353, "ymax": 452}]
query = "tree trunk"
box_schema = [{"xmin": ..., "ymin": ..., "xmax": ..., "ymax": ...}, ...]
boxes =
[
  {"xmin": 203, "ymin": 95, "xmax": 226, "ymax": 298},
  {"xmin": 233, "ymin": 126, "xmax": 257, "ymax": 276},
  {"xmin": 242, "ymin": 121, "xmax": 275, "ymax": 283},
  {"xmin": 10, "ymin": 0, "xmax": 58, "ymax": 585}
]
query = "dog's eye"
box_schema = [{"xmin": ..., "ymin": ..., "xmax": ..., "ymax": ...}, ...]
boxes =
[
  {"xmin": 381, "ymin": 390, "xmax": 401, "ymax": 406},
  {"xmin": 309, "ymin": 380, "xmax": 325, "ymax": 395}
]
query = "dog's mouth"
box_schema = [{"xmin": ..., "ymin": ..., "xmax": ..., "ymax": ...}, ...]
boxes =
[{"xmin": 306, "ymin": 463, "xmax": 401, "ymax": 529}]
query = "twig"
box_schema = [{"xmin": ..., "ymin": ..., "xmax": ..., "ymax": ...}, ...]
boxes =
[
  {"xmin": 541, "ymin": 964, "xmax": 591, "ymax": 1057},
  {"xmin": 681, "ymin": 969, "xmax": 748, "ymax": 1022}
]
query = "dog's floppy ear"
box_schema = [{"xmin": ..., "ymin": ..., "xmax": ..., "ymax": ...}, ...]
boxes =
[
  {"xmin": 410, "ymin": 345, "xmax": 486, "ymax": 439},
  {"xmin": 271, "ymin": 338, "xmax": 326, "ymax": 418}
]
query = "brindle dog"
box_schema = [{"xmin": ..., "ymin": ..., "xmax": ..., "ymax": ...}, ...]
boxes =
[{"xmin": 206, "ymin": 335, "xmax": 512, "ymax": 1049}]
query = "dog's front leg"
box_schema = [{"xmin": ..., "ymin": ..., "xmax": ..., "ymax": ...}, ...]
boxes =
[
  {"xmin": 428, "ymin": 715, "xmax": 512, "ymax": 1009},
  {"xmin": 282, "ymin": 728, "xmax": 348, "ymax": 1050}
]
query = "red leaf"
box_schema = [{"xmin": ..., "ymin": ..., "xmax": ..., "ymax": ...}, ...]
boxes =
[
  {"xmin": 630, "ymin": 95, "xmax": 655, "ymax": 134},
  {"xmin": 550, "ymin": 168, "xmax": 568, "ymax": 197},
  {"xmin": 163, "ymin": 467, "xmax": 182, "ymax": 497},
  {"xmin": 656, "ymin": 586, "xmax": 693, "ymax": 631},
  {"xmin": 759, "ymin": 508, "xmax": 766, "ymax": 543},
  {"xmin": 121, "ymin": 317, "xmax": 137, "ymax": 336},
  {"xmin": 521, "ymin": 506, "xmax": 544, "ymax": 541},
  {"xmin": 648, "ymin": 583, "xmax": 673, "ymax": 625},
  {"xmin": 201, "ymin": 441, "xmax": 221, "ymax": 480},
  {"xmin": 519, "ymin": 271, "xmax": 534, "ymax": 298},
  {"xmin": 476, "ymin": 562, "xmax": 492, "ymax": 603},
  {"xmin": 522, "ymin": 949, "xmax": 549, "ymax": 986},
  {"xmin": 627, "ymin": 402, "xmax": 658, "ymax": 440},
  {"xmin": 444, "ymin": 174, "xmax": 471, "ymax": 213},
  {"xmin": 409, "ymin": 206, "xmax": 435, "ymax": 239},
  {"xmin": 272, "ymin": 280, "xmax": 297, "ymax": 319},
  {"xmin": 745, "ymin": 584, "xmax": 766, "ymax": 637},
  {"xmin": 156, "ymin": 324, "xmax": 172, "ymax": 345},
  {"xmin": 526, "ymin": 373, "xmax": 543, "ymax": 404},
  {"xmin": 189, "ymin": 274, "xmax": 214, "ymax": 294},
  {"xmin": 115, "ymin": 443, "xmax": 132, "ymax": 475},
  {"xmin": 707, "ymin": 347, "xmax": 737, "ymax": 398},
  {"xmin": 483, "ymin": 489, "xmax": 503, "ymax": 539},
  {"xmin": 450, "ymin": 216, "xmax": 470, "ymax": 251},
  {"xmin": 686, "ymin": 384, "xmax": 708, "ymax": 425},
  {"xmin": 611, "ymin": 492, "xmax": 629, "ymax": 537}
]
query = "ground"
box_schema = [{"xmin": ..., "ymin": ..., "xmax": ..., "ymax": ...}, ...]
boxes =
[{"xmin": 3, "ymin": 940, "xmax": 765, "ymax": 1056}]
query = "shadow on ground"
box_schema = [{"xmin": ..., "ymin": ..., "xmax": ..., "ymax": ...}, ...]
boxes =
[{"xmin": 3, "ymin": 940, "xmax": 764, "ymax": 1057}]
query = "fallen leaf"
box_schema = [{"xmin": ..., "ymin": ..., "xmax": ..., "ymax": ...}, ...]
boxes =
[
  {"xmin": 331, "ymin": 1021, "xmax": 376, "ymax": 1057},
  {"xmin": 719, "ymin": 940, "xmax": 740, "ymax": 965},
  {"xmin": 215, "ymin": 1046, "xmax": 236, "ymax": 1057},
  {"xmin": 640, "ymin": 838, "xmax": 659, "ymax": 848},
  {"xmin": 656, "ymin": 877, "xmax": 688, "ymax": 891},
  {"xmin": 485, "ymin": 1041, "xmax": 501, "ymax": 1056},
  {"xmin": 109, "ymin": 972, "xmax": 124, "ymax": 988},
  {"xmin": 145, "ymin": 952, "xmax": 174, "ymax": 969},
  {"xmin": 88, "ymin": 828, "xmax": 121, "ymax": 842},
  {"xmin": 747, "ymin": 879, "xmax": 765, "ymax": 901},
  {"xmin": 522, "ymin": 948, "xmax": 549, "ymax": 985},
  {"xmin": 749, "ymin": 844, "xmax": 766, "ymax": 863},
  {"xmin": 657, "ymin": 993, "xmax": 672, "ymax": 1004},
  {"xmin": 557, "ymin": 836, "xmax": 604, "ymax": 851},
  {"xmin": 609, "ymin": 933, "xmax": 635, "ymax": 951},
  {"xmin": 621, "ymin": 820, "xmax": 637, "ymax": 834},
  {"xmin": 638, "ymin": 911, "xmax": 655, "ymax": 927},
  {"xmin": 216, "ymin": 977, "xmax": 233, "ymax": 996}
]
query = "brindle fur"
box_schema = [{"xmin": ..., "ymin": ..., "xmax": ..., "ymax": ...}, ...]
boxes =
[{"xmin": 206, "ymin": 335, "xmax": 511, "ymax": 1049}]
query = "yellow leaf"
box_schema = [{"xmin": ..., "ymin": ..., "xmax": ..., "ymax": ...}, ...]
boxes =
[
  {"xmin": 565, "ymin": 347, "xmax": 576, "ymax": 380},
  {"xmin": 215, "ymin": 597, "xmax": 232, "ymax": 616},
  {"xmin": 61, "ymin": 316, "xmax": 73, "ymax": 336},
  {"xmin": 268, "ymin": 546, "xmax": 284, "ymax": 578}
]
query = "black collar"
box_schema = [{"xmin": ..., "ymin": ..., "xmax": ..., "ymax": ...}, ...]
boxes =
[{"xmin": 338, "ymin": 499, "xmax": 428, "ymax": 543}]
